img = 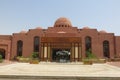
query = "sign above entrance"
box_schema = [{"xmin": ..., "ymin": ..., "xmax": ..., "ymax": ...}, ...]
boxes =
[{"xmin": 41, "ymin": 37, "xmax": 81, "ymax": 43}]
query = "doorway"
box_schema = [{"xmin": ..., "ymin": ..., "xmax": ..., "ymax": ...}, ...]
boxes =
[
  {"xmin": 52, "ymin": 48, "xmax": 70, "ymax": 62},
  {"xmin": 0, "ymin": 49, "xmax": 5, "ymax": 59}
]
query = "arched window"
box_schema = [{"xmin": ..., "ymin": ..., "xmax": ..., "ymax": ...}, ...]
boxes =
[
  {"xmin": 34, "ymin": 36, "xmax": 40, "ymax": 52},
  {"xmin": 103, "ymin": 40, "xmax": 110, "ymax": 58},
  {"xmin": 85, "ymin": 36, "xmax": 92, "ymax": 56},
  {"xmin": 17, "ymin": 40, "xmax": 23, "ymax": 56},
  {"xmin": 85, "ymin": 36, "xmax": 92, "ymax": 51}
]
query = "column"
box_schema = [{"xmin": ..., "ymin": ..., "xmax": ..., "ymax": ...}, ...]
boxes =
[
  {"xmin": 75, "ymin": 43, "xmax": 78, "ymax": 61},
  {"xmin": 41, "ymin": 43, "xmax": 44, "ymax": 61},
  {"xmin": 71, "ymin": 43, "xmax": 75, "ymax": 61},
  {"xmin": 79, "ymin": 44, "xmax": 82, "ymax": 61},
  {"xmin": 48, "ymin": 43, "xmax": 51, "ymax": 61},
  {"xmin": 44, "ymin": 44, "xmax": 47, "ymax": 60}
]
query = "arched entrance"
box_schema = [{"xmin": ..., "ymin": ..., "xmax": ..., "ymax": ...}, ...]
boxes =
[
  {"xmin": 52, "ymin": 48, "xmax": 70, "ymax": 62},
  {"xmin": 0, "ymin": 49, "xmax": 5, "ymax": 59}
]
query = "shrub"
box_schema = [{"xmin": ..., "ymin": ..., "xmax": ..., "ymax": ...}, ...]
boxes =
[
  {"xmin": 86, "ymin": 50, "xmax": 98, "ymax": 59},
  {"xmin": 0, "ymin": 55, "xmax": 3, "ymax": 63},
  {"xmin": 0, "ymin": 55, "xmax": 2, "ymax": 60},
  {"xmin": 83, "ymin": 49, "xmax": 106, "ymax": 64},
  {"xmin": 32, "ymin": 52, "xmax": 39, "ymax": 59},
  {"xmin": 29, "ymin": 52, "xmax": 40, "ymax": 64}
]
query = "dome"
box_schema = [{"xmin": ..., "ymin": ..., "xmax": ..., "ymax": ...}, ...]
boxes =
[
  {"xmin": 35, "ymin": 27, "xmax": 42, "ymax": 29},
  {"xmin": 83, "ymin": 26, "xmax": 90, "ymax": 29},
  {"xmin": 20, "ymin": 30, "xmax": 27, "ymax": 33},
  {"xmin": 54, "ymin": 17, "xmax": 72, "ymax": 27},
  {"xmin": 99, "ymin": 30, "xmax": 107, "ymax": 33}
]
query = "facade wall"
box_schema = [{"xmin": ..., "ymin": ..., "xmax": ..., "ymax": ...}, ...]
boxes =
[
  {"xmin": 0, "ymin": 17, "xmax": 119, "ymax": 61},
  {"xmin": 11, "ymin": 29, "xmax": 44, "ymax": 59},
  {"xmin": 115, "ymin": 36, "xmax": 120, "ymax": 57},
  {"xmin": 0, "ymin": 35, "xmax": 11, "ymax": 60}
]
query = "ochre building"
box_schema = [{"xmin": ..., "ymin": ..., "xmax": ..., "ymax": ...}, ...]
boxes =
[{"xmin": 0, "ymin": 17, "xmax": 120, "ymax": 62}]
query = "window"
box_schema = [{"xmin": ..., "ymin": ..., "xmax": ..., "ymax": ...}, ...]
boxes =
[
  {"xmin": 85, "ymin": 36, "xmax": 91, "ymax": 51},
  {"xmin": 34, "ymin": 36, "xmax": 40, "ymax": 52},
  {"xmin": 103, "ymin": 40, "xmax": 110, "ymax": 58},
  {"xmin": 85, "ymin": 36, "xmax": 92, "ymax": 56},
  {"xmin": 17, "ymin": 40, "xmax": 23, "ymax": 56}
]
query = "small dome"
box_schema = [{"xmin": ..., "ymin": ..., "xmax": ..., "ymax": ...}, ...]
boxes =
[
  {"xmin": 99, "ymin": 30, "xmax": 107, "ymax": 33},
  {"xmin": 54, "ymin": 17, "xmax": 72, "ymax": 27},
  {"xmin": 35, "ymin": 27, "xmax": 42, "ymax": 29},
  {"xmin": 83, "ymin": 26, "xmax": 90, "ymax": 29},
  {"xmin": 20, "ymin": 30, "xmax": 27, "ymax": 33}
]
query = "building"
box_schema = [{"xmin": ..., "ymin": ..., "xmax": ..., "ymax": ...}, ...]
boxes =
[{"xmin": 0, "ymin": 17, "xmax": 120, "ymax": 62}]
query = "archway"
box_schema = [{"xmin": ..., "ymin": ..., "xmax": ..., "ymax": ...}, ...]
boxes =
[
  {"xmin": 0, "ymin": 49, "xmax": 5, "ymax": 59},
  {"xmin": 52, "ymin": 48, "xmax": 70, "ymax": 62}
]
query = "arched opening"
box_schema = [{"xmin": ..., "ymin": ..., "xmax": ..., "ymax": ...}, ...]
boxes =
[
  {"xmin": 103, "ymin": 40, "xmax": 110, "ymax": 58},
  {"xmin": 17, "ymin": 40, "xmax": 23, "ymax": 56},
  {"xmin": 85, "ymin": 36, "xmax": 92, "ymax": 57},
  {"xmin": 0, "ymin": 49, "xmax": 5, "ymax": 59},
  {"xmin": 34, "ymin": 36, "xmax": 40, "ymax": 52},
  {"xmin": 52, "ymin": 48, "xmax": 70, "ymax": 62}
]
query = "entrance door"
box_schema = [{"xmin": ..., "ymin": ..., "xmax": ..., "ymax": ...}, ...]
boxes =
[
  {"xmin": 52, "ymin": 48, "xmax": 70, "ymax": 62},
  {"xmin": 0, "ymin": 49, "xmax": 5, "ymax": 59}
]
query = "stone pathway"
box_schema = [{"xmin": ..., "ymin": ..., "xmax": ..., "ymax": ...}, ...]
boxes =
[
  {"xmin": 0, "ymin": 62, "xmax": 120, "ymax": 77},
  {"xmin": 107, "ymin": 62, "xmax": 120, "ymax": 67},
  {"xmin": 0, "ymin": 60, "xmax": 16, "ymax": 66}
]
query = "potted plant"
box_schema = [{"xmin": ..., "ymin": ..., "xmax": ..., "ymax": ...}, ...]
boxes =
[
  {"xmin": 83, "ymin": 49, "xmax": 96, "ymax": 65},
  {"xmin": 29, "ymin": 52, "xmax": 39, "ymax": 64},
  {"xmin": 83, "ymin": 58, "xmax": 93, "ymax": 65}
]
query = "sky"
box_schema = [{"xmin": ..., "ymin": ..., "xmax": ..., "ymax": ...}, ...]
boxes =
[{"xmin": 0, "ymin": 0, "xmax": 120, "ymax": 35}]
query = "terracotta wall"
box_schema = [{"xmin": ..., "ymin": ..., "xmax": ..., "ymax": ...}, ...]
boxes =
[
  {"xmin": 115, "ymin": 36, "xmax": 120, "ymax": 57},
  {"xmin": 0, "ymin": 35, "xmax": 11, "ymax": 60},
  {"xmin": 11, "ymin": 29, "xmax": 44, "ymax": 59}
]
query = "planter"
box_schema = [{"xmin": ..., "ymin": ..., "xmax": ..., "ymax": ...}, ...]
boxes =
[
  {"xmin": 98, "ymin": 59, "xmax": 106, "ymax": 63},
  {"xmin": 0, "ymin": 59, "xmax": 3, "ymax": 63},
  {"xmin": 19, "ymin": 58, "xmax": 30, "ymax": 63},
  {"xmin": 90, "ymin": 59, "xmax": 106, "ymax": 63},
  {"xmin": 29, "ymin": 59, "xmax": 39, "ymax": 64},
  {"xmin": 83, "ymin": 59, "xmax": 93, "ymax": 65}
]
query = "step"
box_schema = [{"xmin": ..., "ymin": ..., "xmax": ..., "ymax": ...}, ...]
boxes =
[{"xmin": 0, "ymin": 75, "xmax": 120, "ymax": 80}]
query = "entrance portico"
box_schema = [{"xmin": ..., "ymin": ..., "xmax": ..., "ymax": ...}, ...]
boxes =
[{"xmin": 40, "ymin": 37, "xmax": 82, "ymax": 62}]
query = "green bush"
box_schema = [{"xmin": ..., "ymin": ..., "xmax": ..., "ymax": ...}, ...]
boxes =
[
  {"xmin": 83, "ymin": 49, "xmax": 106, "ymax": 63},
  {"xmin": 29, "ymin": 52, "xmax": 40, "ymax": 64},
  {"xmin": 0, "ymin": 55, "xmax": 3, "ymax": 63},
  {"xmin": 0, "ymin": 55, "xmax": 2, "ymax": 59},
  {"xmin": 86, "ymin": 49, "xmax": 98, "ymax": 59},
  {"xmin": 32, "ymin": 52, "xmax": 39, "ymax": 59}
]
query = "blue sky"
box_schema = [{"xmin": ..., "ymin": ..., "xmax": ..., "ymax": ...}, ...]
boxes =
[{"xmin": 0, "ymin": 0, "xmax": 120, "ymax": 35}]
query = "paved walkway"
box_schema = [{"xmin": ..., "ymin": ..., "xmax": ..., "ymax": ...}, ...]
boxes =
[
  {"xmin": 0, "ymin": 62, "xmax": 120, "ymax": 77},
  {"xmin": 0, "ymin": 60, "xmax": 16, "ymax": 66},
  {"xmin": 107, "ymin": 62, "xmax": 120, "ymax": 67}
]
